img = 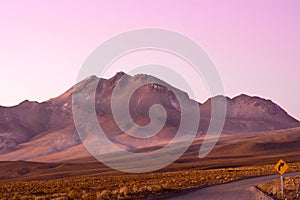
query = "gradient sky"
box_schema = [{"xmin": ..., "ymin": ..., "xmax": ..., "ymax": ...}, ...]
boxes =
[{"xmin": 0, "ymin": 0, "xmax": 299, "ymax": 120}]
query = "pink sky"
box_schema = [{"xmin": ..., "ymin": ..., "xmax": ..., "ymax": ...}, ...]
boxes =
[{"xmin": 0, "ymin": 0, "xmax": 299, "ymax": 119}]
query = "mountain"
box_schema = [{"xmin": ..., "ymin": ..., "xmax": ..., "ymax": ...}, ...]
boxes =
[
  {"xmin": 0, "ymin": 72, "xmax": 299, "ymax": 162},
  {"xmin": 200, "ymin": 94, "xmax": 300, "ymax": 134}
]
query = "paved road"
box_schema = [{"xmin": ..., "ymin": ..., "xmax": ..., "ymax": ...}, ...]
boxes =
[{"xmin": 169, "ymin": 172, "xmax": 300, "ymax": 200}]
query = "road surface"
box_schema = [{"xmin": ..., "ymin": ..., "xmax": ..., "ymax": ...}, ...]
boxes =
[{"xmin": 168, "ymin": 172, "xmax": 300, "ymax": 200}]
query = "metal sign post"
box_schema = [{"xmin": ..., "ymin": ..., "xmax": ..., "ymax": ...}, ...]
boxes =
[
  {"xmin": 274, "ymin": 159, "xmax": 289, "ymax": 199},
  {"xmin": 280, "ymin": 175, "xmax": 284, "ymax": 198}
]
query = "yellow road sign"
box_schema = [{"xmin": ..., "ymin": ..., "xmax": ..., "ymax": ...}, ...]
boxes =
[{"xmin": 274, "ymin": 159, "xmax": 288, "ymax": 175}]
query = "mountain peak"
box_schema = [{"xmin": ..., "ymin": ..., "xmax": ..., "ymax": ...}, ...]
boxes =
[
  {"xmin": 233, "ymin": 93, "xmax": 266, "ymax": 101},
  {"xmin": 109, "ymin": 71, "xmax": 126, "ymax": 80},
  {"xmin": 232, "ymin": 94, "xmax": 282, "ymax": 114}
]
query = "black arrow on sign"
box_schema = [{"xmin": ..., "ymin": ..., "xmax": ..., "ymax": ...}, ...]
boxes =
[{"xmin": 278, "ymin": 162, "xmax": 284, "ymax": 171}]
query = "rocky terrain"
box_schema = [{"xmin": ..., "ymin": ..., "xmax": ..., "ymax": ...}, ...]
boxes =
[{"xmin": 0, "ymin": 72, "xmax": 299, "ymax": 162}]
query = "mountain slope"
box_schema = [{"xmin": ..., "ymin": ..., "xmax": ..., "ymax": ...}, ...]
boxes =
[
  {"xmin": 200, "ymin": 94, "xmax": 300, "ymax": 134},
  {"xmin": 0, "ymin": 72, "xmax": 299, "ymax": 161}
]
